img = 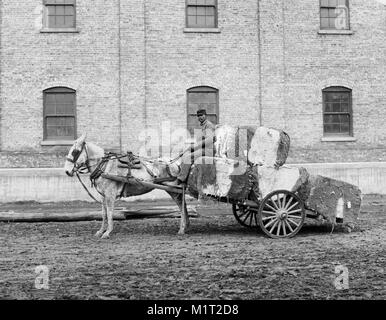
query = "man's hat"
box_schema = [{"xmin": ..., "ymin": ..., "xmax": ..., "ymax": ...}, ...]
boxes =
[{"xmin": 197, "ymin": 109, "xmax": 207, "ymax": 116}]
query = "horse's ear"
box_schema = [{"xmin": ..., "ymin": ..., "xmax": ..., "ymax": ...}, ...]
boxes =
[{"xmin": 78, "ymin": 133, "xmax": 87, "ymax": 144}]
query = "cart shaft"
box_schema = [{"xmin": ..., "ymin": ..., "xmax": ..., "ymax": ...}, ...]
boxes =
[{"xmin": 101, "ymin": 173, "xmax": 184, "ymax": 194}]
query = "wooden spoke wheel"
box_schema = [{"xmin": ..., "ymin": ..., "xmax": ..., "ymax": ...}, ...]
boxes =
[
  {"xmin": 232, "ymin": 202, "xmax": 259, "ymax": 229},
  {"xmin": 258, "ymin": 190, "xmax": 305, "ymax": 239}
]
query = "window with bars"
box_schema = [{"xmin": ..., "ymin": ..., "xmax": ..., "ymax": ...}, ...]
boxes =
[
  {"xmin": 44, "ymin": 0, "xmax": 76, "ymax": 29},
  {"xmin": 43, "ymin": 87, "xmax": 76, "ymax": 140},
  {"xmin": 323, "ymin": 87, "xmax": 352, "ymax": 136},
  {"xmin": 320, "ymin": 0, "xmax": 349, "ymax": 30},
  {"xmin": 187, "ymin": 86, "xmax": 218, "ymax": 135},
  {"xmin": 186, "ymin": 0, "xmax": 217, "ymax": 28}
]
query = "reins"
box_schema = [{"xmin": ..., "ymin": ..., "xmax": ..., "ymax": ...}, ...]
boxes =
[
  {"xmin": 70, "ymin": 142, "xmax": 105, "ymax": 203},
  {"xmin": 76, "ymin": 172, "xmax": 102, "ymax": 204}
]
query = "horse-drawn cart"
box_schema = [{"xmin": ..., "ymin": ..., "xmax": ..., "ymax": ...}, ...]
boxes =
[
  {"xmin": 103, "ymin": 158, "xmax": 360, "ymax": 239},
  {"xmin": 103, "ymin": 171, "xmax": 308, "ymax": 239},
  {"xmin": 66, "ymin": 126, "xmax": 362, "ymax": 239}
]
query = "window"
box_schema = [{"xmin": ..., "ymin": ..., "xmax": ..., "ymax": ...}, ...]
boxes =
[
  {"xmin": 320, "ymin": 0, "xmax": 349, "ymax": 30},
  {"xmin": 186, "ymin": 0, "xmax": 217, "ymax": 28},
  {"xmin": 43, "ymin": 87, "xmax": 76, "ymax": 140},
  {"xmin": 323, "ymin": 87, "xmax": 352, "ymax": 136},
  {"xmin": 44, "ymin": 0, "xmax": 76, "ymax": 29},
  {"xmin": 187, "ymin": 86, "xmax": 218, "ymax": 135}
]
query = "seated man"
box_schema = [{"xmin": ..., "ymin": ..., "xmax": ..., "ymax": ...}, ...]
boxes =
[{"xmin": 167, "ymin": 109, "xmax": 216, "ymax": 185}]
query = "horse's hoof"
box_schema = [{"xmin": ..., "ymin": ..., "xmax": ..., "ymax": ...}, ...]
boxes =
[
  {"xmin": 94, "ymin": 231, "xmax": 103, "ymax": 237},
  {"xmin": 101, "ymin": 233, "xmax": 110, "ymax": 239},
  {"xmin": 178, "ymin": 230, "xmax": 186, "ymax": 235}
]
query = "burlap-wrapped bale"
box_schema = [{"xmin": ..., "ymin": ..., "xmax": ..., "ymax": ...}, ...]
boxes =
[
  {"xmin": 298, "ymin": 174, "xmax": 362, "ymax": 226},
  {"xmin": 248, "ymin": 127, "xmax": 290, "ymax": 167},
  {"xmin": 257, "ymin": 165, "xmax": 309, "ymax": 199},
  {"xmin": 187, "ymin": 156, "xmax": 258, "ymax": 201},
  {"xmin": 257, "ymin": 166, "xmax": 362, "ymax": 226},
  {"xmin": 214, "ymin": 125, "xmax": 239, "ymax": 158},
  {"xmin": 213, "ymin": 125, "xmax": 290, "ymax": 167}
]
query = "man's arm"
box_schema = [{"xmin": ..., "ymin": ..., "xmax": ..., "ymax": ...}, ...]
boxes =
[
  {"xmin": 184, "ymin": 126, "xmax": 215, "ymax": 153},
  {"xmin": 175, "ymin": 123, "xmax": 216, "ymax": 159},
  {"xmin": 193, "ymin": 126, "xmax": 215, "ymax": 151}
]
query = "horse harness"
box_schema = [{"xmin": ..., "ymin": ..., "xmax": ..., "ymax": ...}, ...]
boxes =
[
  {"xmin": 88, "ymin": 151, "xmax": 147, "ymax": 185},
  {"xmin": 73, "ymin": 144, "xmax": 176, "ymax": 202},
  {"xmin": 66, "ymin": 141, "xmax": 91, "ymax": 174},
  {"xmin": 69, "ymin": 145, "xmax": 136, "ymax": 201}
]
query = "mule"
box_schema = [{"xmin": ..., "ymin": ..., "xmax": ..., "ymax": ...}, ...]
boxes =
[{"xmin": 64, "ymin": 134, "xmax": 190, "ymax": 239}]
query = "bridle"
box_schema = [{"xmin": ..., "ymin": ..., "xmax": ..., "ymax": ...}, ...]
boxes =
[
  {"xmin": 66, "ymin": 142, "xmax": 164, "ymax": 203},
  {"xmin": 66, "ymin": 142, "xmax": 91, "ymax": 175},
  {"xmin": 66, "ymin": 141, "xmax": 104, "ymax": 203}
]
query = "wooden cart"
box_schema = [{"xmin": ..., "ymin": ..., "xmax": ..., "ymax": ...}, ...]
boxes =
[
  {"xmin": 231, "ymin": 189, "xmax": 312, "ymax": 239},
  {"xmin": 103, "ymin": 173, "xmax": 311, "ymax": 239}
]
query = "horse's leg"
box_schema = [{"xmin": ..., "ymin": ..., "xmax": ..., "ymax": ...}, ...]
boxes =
[
  {"xmin": 95, "ymin": 197, "xmax": 107, "ymax": 237},
  {"xmin": 167, "ymin": 190, "xmax": 189, "ymax": 235},
  {"xmin": 101, "ymin": 189, "xmax": 116, "ymax": 239},
  {"xmin": 181, "ymin": 188, "xmax": 190, "ymax": 234}
]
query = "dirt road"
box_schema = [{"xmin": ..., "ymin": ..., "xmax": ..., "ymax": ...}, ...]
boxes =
[{"xmin": 0, "ymin": 196, "xmax": 385, "ymax": 300}]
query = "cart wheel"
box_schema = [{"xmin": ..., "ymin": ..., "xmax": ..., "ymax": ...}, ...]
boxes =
[
  {"xmin": 232, "ymin": 203, "xmax": 259, "ymax": 228},
  {"xmin": 258, "ymin": 190, "xmax": 305, "ymax": 238}
]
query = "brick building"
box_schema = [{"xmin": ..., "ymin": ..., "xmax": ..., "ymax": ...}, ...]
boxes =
[{"xmin": 1, "ymin": 0, "xmax": 386, "ymax": 200}]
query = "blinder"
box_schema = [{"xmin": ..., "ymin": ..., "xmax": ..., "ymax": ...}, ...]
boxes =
[{"xmin": 66, "ymin": 142, "xmax": 90, "ymax": 173}]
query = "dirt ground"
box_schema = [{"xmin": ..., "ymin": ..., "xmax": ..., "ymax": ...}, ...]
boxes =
[{"xmin": 0, "ymin": 195, "xmax": 385, "ymax": 300}]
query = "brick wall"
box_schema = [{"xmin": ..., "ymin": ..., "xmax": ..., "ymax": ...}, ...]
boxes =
[
  {"xmin": 0, "ymin": 0, "xmax": 121, "ymax": 154},
  {"xmin": 1, "ymin": 0, "xmax": 386, "ymax": 168},
  {"xmin": 120, "ymin": 0, "xmax": 261, "ymax": 154},
  {"xmin": 260, "ymin": 0, "xmax": 386, "ymax": 162}
]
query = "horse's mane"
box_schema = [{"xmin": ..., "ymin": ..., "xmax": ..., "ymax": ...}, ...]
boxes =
[{"xmin": 86, "ymin": 142, "xmax": 105, "ymax": 159}]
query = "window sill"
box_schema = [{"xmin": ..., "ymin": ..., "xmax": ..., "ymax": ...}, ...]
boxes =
[
  {"xmin": 40, "ymin": 28, "xmax": 80, "ymax": 33},
  {"xmin": 321, "ymin": 137, "xmax": 356, "ymax": 142},
  {"xmin": 318, "ymin": 29, "xmax": 354, "ymax": 35},
  {"xmin": 41, "ymin": 140, "xmax": 74, "ymax": 146},
  {"xmin": 184, "ymin": 27, "xmax": 221, "ymax": 33}
]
